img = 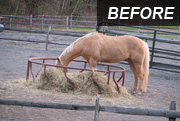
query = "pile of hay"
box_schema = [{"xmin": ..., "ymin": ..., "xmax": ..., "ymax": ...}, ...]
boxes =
[{"xmin": 26, "ymin": 68, "xmax": 131, "ymax": 98}]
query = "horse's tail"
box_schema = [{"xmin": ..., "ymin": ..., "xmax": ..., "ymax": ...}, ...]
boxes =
[{"xmin": 143, "ymin": 41, "xmax": 149, "ymax": 92}]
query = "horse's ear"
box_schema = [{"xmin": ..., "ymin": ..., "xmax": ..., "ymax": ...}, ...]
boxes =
[
  {"xmin": 57, "ymin": 58, "xmax": 60, "ymax": 62},
  {"xmin": 56, "ymin": 57, "xmax": 62, "ymax": 66}
]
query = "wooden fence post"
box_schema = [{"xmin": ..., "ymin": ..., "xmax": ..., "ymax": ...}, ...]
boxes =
[
  {"xmin": 66, "ymin": 16, "xmax": 69, "ymax": 31},
  {"xmin": 70, "ymin": 15, "xmax": 73, "ymax": 30},
  {"xmin": 94, "ymin": 95, "xmax": 100, "ymax": 121},
  {"xmin": 46, "ymin": 26, "xmax": 51, "ymax": 51},
  {"xmin": 30, "ymin": 14, "xmax": 32, "ymax": 29},
  {"xmin": 169, "ymin": 101, "xmax": 176, "ymax": 121},
  {"xmin": 178, "ymin": 26, "xmax": 180, "ymax": 40},
  {"xmin": 41, "ymin": 15, "xmax": 44, "ymax": 30},
  {"xmin": 150, "ymin": 30, "xmax": 157, "ymax": 68},
  {"xmin": 9, "ymin": 15, "xmax": 12, "ymax": 28}
]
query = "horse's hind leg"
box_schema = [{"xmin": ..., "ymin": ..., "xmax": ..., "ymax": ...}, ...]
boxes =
[
  {"xmin": 134, "ymin": 62, "xmax": 144, "ymax": 95},
  {"xmin": 128, "ymin": 59, "xmax": 139, "ymax": 93}
]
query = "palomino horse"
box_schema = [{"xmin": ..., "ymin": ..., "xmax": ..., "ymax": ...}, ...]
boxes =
[{"xmin": 56, "ymin": 32, "xmax": 149, "ymax": 94}]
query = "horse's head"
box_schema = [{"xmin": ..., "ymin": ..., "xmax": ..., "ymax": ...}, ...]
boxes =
[
  {"xmin": 56, "ymin": 57, "xmax": 62, "ymax": 66},
  {"xmin": 55, "ymin": 57, "xmax": 64, "ymax": 72}
]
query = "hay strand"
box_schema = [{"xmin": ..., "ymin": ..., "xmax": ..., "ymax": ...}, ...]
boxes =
[{"xmin": 26, "ymin": 68, "xmax": 131, "ymax": 98}]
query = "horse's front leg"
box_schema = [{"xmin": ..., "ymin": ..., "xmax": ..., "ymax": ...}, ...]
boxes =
[
  {"xmin": 61, "ymin": 60, "xmax": 76, "ymax": 91},
  {"xmin": 62, "ymin": 60, "xmax": 70, "ymax": 72},
  {"xmin": 88, "ymin": 58, "xmax": 102, "ymax": 94},
  {"xmin": 89, "ymin": 58, "xmax": 97, "ymax": 71}
]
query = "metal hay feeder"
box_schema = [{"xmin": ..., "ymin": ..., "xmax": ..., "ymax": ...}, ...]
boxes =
[{"xmin": 26, "ymin": 58, "xmax": 126, "ymax": 93}]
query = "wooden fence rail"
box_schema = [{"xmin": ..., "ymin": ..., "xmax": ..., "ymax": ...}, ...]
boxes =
[
  {"xmin": 2, "ymin": 27, "xmax": 85, "ymax": 37},
  {"xmin": 0, "ymin": 14, "xmax": 96, "ymax": 30},
  {"xmin": 0, "ymin": 96, "xmax": 180, "ymax": 121}
]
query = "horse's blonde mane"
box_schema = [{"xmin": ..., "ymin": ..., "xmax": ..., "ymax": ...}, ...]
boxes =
[{"xmin": 58, "ymin": 32, "xmax": 93, "ymax": 60}]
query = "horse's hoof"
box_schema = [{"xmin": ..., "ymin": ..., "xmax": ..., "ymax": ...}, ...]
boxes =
[
  {"xmin": 138, "ymin": 91, "xmax": 142, "ymax": 95},
  {"xmin": 143, "ymin": 89, "xmax": 147, "ymax": 93},
  {"xmin": 133, "ymin": 90, "xmax": 137, "ymax": 94}
]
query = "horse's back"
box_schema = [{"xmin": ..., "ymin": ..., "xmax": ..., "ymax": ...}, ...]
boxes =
[
  {"xmin": 99, "ymin": 34, "xmax": 146, "ymax": 62},
  {"xmin": 120, "ymin": 35, "xmax": 147, "ymax": 62},
  {"xmin": 79, "ymin": 32, "xmax": 146, "ymax": 63}
]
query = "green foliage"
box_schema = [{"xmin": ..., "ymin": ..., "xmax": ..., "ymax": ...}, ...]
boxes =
[{"xmin": 0, "ymin": 0, "xmax": 26, "ymax": 15}]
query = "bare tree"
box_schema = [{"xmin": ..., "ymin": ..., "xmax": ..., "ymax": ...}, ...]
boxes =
[{"xmin": 71, "ymin": 0, "xmax": 80, "ymax": 15}]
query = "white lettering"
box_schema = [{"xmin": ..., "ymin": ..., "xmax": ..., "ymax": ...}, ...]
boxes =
[
  {"xmin": 120, "ymin": 7, "xmax": 130, "ymax": 19},
  {"xmin": 107, "ymin": 7, "xmax": 175, "ymax": 20},
  {"xmin": 108, "ymin": 7, "xmax": 119, "ymax": 19},
  {"xmin": 164, "ymin": 7, "xmax": 174, "ymax": 19},
  {"xmin": 141, "ymin": 7, "xmax": 152, "ymax": 19},
  {"xmin": 130, "ymin": 7, "xmax": 140, "ymax": 19},
  {"xmin": 153, "ymin": 7, "xmax": 163, "ymax": 19}
]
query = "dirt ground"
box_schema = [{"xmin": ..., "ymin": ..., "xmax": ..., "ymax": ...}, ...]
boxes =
[{"xmin": 0, "ymin": 31, "xmax": 180, "ymax": 121}]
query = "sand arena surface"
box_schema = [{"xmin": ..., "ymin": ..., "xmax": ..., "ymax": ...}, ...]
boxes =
[{"xmin": 0, "ymin": 31, "xmax": 180, "ymax": 121}]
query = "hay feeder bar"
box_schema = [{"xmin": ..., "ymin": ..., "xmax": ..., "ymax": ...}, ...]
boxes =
[{"xmin": 26, "ymin": 58, "xmax": 126, "ymax": 93}]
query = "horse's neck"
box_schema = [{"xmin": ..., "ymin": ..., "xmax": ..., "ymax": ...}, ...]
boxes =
[
  {"xmin": 59, "ymin": 33, "xmax": 94, "ymax": 66},
  {"xmin": 59, "ymin": 44, "xmax": 80, "ymax": 66}
]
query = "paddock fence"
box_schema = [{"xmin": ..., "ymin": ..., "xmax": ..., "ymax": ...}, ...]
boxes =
[
  {"xmin": 0, "ymin": 95, "xmax": 180, "ymax": 121},
  {"xmin": 0, "ymin": 14, "xmax": 180, "ymax": 31},
  {"xmin": 0, "ymin": 15, "xmax": 180, "ymax": 73},
  {"xmin": 97, "ymin": 22, "xmax": 180, "ymax": 73},
  {"xmin": 0, "ymin": 14, "xmax": 97, "ymax": 31}
]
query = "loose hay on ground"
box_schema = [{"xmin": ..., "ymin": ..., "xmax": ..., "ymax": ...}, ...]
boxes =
[{"xmin": 25, "ymin": 68, "xmax": 131, "ymax": 98}]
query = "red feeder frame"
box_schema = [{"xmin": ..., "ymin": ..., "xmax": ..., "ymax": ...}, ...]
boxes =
[{"xmin": 26, "ymin": 58, "xmax": 126, "ymax": 93}]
